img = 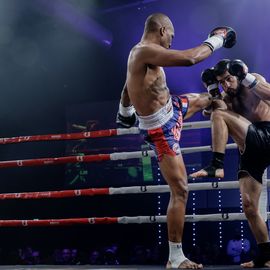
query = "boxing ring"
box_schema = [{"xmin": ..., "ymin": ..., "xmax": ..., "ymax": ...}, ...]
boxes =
[
  {"xmin": 0, "ymin": 265, "xmax": 258, "ymax": 270},
  {"xmin": 0, "ymin": 120, "xmax": 268, "ymax": 270},
  {"xmin": 0, "ymin": 265, "xmax": 256, "ymax": 270}
]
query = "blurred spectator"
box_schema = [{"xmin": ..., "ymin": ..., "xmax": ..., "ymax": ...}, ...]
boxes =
[
  {"xmin": 62, "ymin": 248, "xmax": 71, "ymax": 264},
  {"xmin": 103, "ymin": 245, "xmax": 120, "ymax": 265},
  {"xmin": 89, "ymin": 250, "xmax": 103, "ymax": 265},
  {"xmin": 70, "ymin": 248, "xmax": 80, "ymax": 264},
  {"xmin": 226, "ymin": 228, "xmax": 251, "ymax": 264},
  {"xmin": 53, "ymin": 249, "xmax": 63, "ymax": 264},
  {"xmin": 18, "ymin": 246, "xmax": 40, "ymax": 265},
  {"xmin": 129, "ymin": 245, "xmax": 152, "ymax": 264}
]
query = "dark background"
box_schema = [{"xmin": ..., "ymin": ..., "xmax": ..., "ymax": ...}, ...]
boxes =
[{"xmin": 0, "ymin": 0, "xmax": 269, "ymax": 265}]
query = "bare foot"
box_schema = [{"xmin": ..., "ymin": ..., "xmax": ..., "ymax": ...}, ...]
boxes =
[
  {"xmin": 241, "ymin": 261, "xmax": 255, "ymax": 268},
  {"xmin": 190, "ymin": 168, "xmax": 224, "ymax": 178},
  {"xmin": 241, "ymin": 260, "xmax": 270, "ymax": 268},
  {"xmin": 166, "ymin": 259, "xmax": 203, "ymax": 269}
]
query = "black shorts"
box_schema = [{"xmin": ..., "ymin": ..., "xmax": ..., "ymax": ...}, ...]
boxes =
[{"xmin": 239, "ymin": 121, "xmax": 270, "ymax": 183}]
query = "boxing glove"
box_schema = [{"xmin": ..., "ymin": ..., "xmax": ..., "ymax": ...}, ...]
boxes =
[
  {"xmin": 201, "ymin": 68, "xmax": 221, "ymax": 98},
  {"xmin": 116, "ymin": 103, "xmax": 137, "ymax": 128},
  {"xmin": 228, "ymin": 59, "xmax": 258, "ymax": 88},
  {"xmin": 204, "ymin": 26, "xmax": 236, "ymax": 51}
]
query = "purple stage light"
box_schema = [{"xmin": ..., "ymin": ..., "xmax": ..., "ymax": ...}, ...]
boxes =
[{"xmin": 34, "ymin": 0, "xmax": 112, "ymax": 47}]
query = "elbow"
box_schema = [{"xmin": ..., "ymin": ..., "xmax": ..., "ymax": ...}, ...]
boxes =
[
  {"xmin": 185, "ymin": 50, "xmax": 209, "ymax": 66},
  {"xmin": 185, "ymin": 57, "xmax": 197, "ymax": 66}
]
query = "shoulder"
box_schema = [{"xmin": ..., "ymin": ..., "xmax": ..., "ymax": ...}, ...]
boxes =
[
  {"xmin": 139, "ymin": 42, "xmax": 163, "ymax": 52},
  {"xmin": 221, "ymin": 92, "xmax": 232, "ymax": 103},
  {"xmin": 252, "ymin": 73, "xmax": 266, "ymax": 83},
  {"xmin": 129, "ymin": 43, "xmax": 165, "ymax": 66},
  {"xmin": 132, "ymin": 43, "xmax": 165, "ymax": 56}
]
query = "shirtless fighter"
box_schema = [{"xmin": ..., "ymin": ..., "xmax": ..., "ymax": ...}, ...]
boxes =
[
  {"xmin": 190, "ymin": 59, "xmax": 270, "ymax": 268},
  {"xmin": 116, "ymin": 13, "xmax": 236, "ymax": 268}
]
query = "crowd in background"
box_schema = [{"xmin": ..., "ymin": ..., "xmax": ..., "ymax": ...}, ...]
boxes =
[{"xmin": 0, "ymin": 240, "xmax": 255, "ymax": 265}]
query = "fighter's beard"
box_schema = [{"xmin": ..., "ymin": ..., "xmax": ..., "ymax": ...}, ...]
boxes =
[{"xmin": 226, "ymin": 84, "xmax": 241, "ymax": 97}]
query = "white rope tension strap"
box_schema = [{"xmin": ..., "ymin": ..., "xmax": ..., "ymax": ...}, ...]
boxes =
[
  {"xmin": 112, "ymin": 121, "xmax": 212, "ymax": 136},
  {"xmin": 259, "ymin": 170, "xmax": 269, "ymax": 221},
  {"xmin": 109, "ymin": 180, "xmax": 240, "ymax": 195},
  {"xmin": 1, "ymin": 179, "xmax": 268, "ymax": 198},
  {"xmin": 0, "ymin": 212, "xmax": 267, "ymax": 227},
  {"xmin": 118, "ymin": 212, "xmax": 270, "ymax": 224},
  {"xmin": 110, "ymin": 143, "xmax": 237, "ymax": 160}
]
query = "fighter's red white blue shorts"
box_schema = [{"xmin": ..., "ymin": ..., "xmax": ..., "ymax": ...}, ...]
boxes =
[{"xmin": 138, "ymin": 95, "xmax": 189, "ymax": 161}]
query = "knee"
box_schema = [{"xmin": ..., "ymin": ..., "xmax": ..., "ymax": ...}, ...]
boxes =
[
  {"xmin": 170, "ymin": 178, "xmax": 189, "ymax": 201},
  {"xmin": 211, "ymin": 109, "xmax": 226, "ymax": 121},
  {"xmin": 242, "ymin": 196, "xmax": 257, "ymax": 219}
]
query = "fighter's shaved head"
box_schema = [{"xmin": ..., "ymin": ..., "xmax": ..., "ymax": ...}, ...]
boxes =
[{"xmin": 144, "ymin": 13, "xmax": 173, "ymax": 33}]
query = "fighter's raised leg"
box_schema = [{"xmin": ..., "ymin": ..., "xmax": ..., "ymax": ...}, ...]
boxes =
[{"xmin": 190, "ymin": 108, "xmax": 251, "ymax": 178}]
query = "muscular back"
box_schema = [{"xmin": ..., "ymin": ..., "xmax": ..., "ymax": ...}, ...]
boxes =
[{"xmin": 126, "ymin": 43, "xmax": 170, "ymax": 116}]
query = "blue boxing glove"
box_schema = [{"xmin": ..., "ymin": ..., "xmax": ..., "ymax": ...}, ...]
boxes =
[
  {"xmin": 204, "ymin": 26, "xmax": 237, "ymax": 51},
  {"xmin": 228, "ymin": 59, "xmax": 258, "ymax": 89},
  {"xmin": 116, "ymin": 102, "xmax": 137, "ymax": 128}
]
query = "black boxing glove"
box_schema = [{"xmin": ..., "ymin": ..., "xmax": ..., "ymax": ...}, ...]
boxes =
[
  {"xmin": 201, "ymin": 68, "xmax": 221, "ymax": 98},
  {"xmin": 228, "ymin": 59, "xmax": 258, "ymax": 89},
  {"xmin": 116, "ymin": 102, "xmax": 137, "ymax": 128},
  {"xmin": 204, "ymin": 26, "xmax": 237, "ymax": 51}
]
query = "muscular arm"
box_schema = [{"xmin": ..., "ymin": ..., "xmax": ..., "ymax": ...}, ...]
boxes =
[
  {"xmin": 252, "ymin": 73, "xmax": 270, "ymax": 101},
  {"xmin": 120, "ymin": 82, "xmax": 132, "ymax": 106},
  {"xmin": 221, "ymin": 92, "xmax": 233, "ymax": 111},
  {"xmin": 135, "ymin": 43, "xmax": 212, "ymax": 67},
  {"xmin": 116, "ymin": 82, "xmax": 137, "ymax": 128},
  {"xmin": 182, "ymin": 92, "xmax": 212, "ymax": 119}
]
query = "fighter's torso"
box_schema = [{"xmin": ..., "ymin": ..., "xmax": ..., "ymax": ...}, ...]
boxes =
[
  {"xmin": 229, "ymin": 86, "xmax": 270, "ymax": 122},
  {"xmin": 126, "ymin": 44, "xmax": 170, "ymax": 116}
]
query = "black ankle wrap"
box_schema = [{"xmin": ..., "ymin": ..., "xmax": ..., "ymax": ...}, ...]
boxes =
[
  {"xmin": 201, "ymin": 152, "xmax": 224, "ymax": 177},
  {"xmin": 253, "ymin": 242, "xmax": 270, "ymax": 267}
]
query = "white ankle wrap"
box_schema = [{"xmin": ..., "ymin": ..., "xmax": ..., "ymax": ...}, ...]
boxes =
[{"xmin": 168, "ymin": 241, "xmax": 187, "ymax": 268}]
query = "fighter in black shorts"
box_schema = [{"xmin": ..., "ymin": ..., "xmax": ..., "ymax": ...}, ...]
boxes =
[
  {"xmin": 240, "ymin": 121, "xmax": 270, "ymax": 183},
  {"xmin": 191, "ymin": 59, "xmax": 270, "ymax": 268}
]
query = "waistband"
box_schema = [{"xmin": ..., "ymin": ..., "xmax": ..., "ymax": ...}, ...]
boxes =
[
  {"xmin": 252, "ymin": 121, "xmax": 270, "ymax": 128},
  {"xmin": 137, "ymin": 98, "xmax": 173, "ymax": 130}
]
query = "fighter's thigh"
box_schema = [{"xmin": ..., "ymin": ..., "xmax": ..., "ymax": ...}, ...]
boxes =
[
  {"xmin": 158, "ymin": 154, "xmax": 187, "ymax": 188},
  {"xmin": 212, "ymin": 109, "xmax": 251, "ymax": 149},
  {"xmin": 184, "ymin": 93, "xmax": 212, "ymax": 119}
]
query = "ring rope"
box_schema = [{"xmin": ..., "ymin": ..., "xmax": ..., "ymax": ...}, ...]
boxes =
[
  {"xmin": 0, "ymin": 180, "xmax": 260, "ymax": 200},
  {"xmin": 0, "ymin": 143, "xmax": 237, "ymax": 169},
  {"xmin": 1, "ymin": 212, "xmax": 270, "ymax": 227},
  {"xmin": 0, "ymin": 121, "xmax": 211, "ymax": 145},
  {"xmin": 1, "ymin": 180, "xmax": 268, "ymax": 200},
  {"xmin": 0, "ymin": 119, "xmax": 255, "ymax": 227}
]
